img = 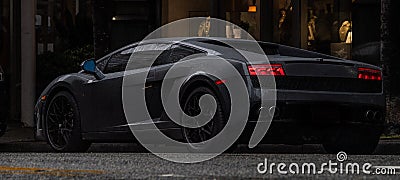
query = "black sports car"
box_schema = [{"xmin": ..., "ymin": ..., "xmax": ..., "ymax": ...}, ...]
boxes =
[
  {"xmin": 34, "ymin": 38, "xmax": 385, "ymax": 154},
  {"xmin": 0, "ymin": 65, "xmax": 6, "ymax": 136}
]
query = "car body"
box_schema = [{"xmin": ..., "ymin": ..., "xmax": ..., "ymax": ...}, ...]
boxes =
[
  {"xmin": 34, "ymin": 38, "xmax": 385, "ymax": 154},
  {"xmin": 0, "ymin": 65, "xmax": 6, "ymax": 136}
]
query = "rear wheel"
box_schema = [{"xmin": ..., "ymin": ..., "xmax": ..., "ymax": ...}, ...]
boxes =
[
  {"xmin": 44, "ymin": 91, "xmax": 90, "ymax": 152},
  {"xmin": 181, "ymin": 86, "xmax": 237, "ymax": 152},
  {"xmin": 323, "ymin": 125, "xmax": 381, "ymax": 155}
]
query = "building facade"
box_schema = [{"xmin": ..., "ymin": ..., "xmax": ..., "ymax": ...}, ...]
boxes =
[
  {"xmin": 88, "ymin": 0, "xmax": 382, "ymax": 62},
  {"xmin": 0, "ymin": 0, "xmax": 394, "ymax": 126}
]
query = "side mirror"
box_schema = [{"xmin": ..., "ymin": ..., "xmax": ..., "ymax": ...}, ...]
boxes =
[
  {"xmin": 81, "ymin": 59, "xmax": 96, "ymax": 73},
  {"xmin": 81, "ymin": 59, "xmax": 105, "ymax": 80}
]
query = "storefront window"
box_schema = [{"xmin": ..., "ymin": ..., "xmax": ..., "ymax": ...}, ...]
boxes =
[
  {"xmin": 0, "ymin": 0, "xmax": 10, "ymax": 68},
  {"xmin": 307, "ymin": 0, "xmax": 352, "ymax": 59},
  {"xmin": 275, "ymin": 0, "xmax": 295, "ymax": 46},
  {"xmin": 225, "ymin": 0, "xmax": 259, "ymax": 39},
  {"xmin": 269, "ymin": 0, "xmax": 353, "ymax": 59}
]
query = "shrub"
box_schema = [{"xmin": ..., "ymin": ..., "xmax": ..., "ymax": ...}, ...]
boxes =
[{"xmin": 36, "ymin": 45, "xmax": 94, "ymax": 94}]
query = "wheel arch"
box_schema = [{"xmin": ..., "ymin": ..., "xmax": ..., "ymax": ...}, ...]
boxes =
[
  {"xmin": 179, "ymin": 74, "xmax": 231, "ymax": 116},
  {"xmin": 40, "ymin": 82, "xmax": 81, "ymax": 138},
  {"xmin": 46, "ymin": 83, "xmax": 75, "ymax": 101}
]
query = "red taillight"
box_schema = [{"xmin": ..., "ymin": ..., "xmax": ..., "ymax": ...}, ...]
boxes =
[
  {"xmin": 358, "ymin": 67, "xmax": 382, "ymax": 81},
  {"xmin": 215, "ymin": 79, "xmax": 226, "ymax": 85},
  {"xmin": 248, "ymin": 64, "xmax": 285, "ymax": 76}
]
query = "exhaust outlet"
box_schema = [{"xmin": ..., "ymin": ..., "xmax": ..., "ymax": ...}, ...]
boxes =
[
  {"xmin": 365, "ymin": 110, "xmax": 374, "ymax": 121},
  {"xmin": 258, "ymin": 106, "xmax": 280, "ymax": 118},
  {"xmin": 373, "ymin": 111, "xmax": 382, "ymax": 121},
  {"xmin": 269, "ymin": 106, "xmax": 280, "ymax": 118},
  {"xmin": 258, "ymin": 107, "xmax": 267, "ymax": 116}
]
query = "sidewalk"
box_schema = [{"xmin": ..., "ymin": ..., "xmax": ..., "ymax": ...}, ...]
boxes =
[
  {"xmin": 0, "ymin": 122, "xmax": 53, "ymax": 152},
  {"xmin": 0, "ymin": 122, "xmax": 35, "ymax": 144}
]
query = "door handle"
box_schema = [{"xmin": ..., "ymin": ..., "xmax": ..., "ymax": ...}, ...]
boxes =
[{"xmin": 144, "ymin": 84, "xmax": 153, "ymax": 89}]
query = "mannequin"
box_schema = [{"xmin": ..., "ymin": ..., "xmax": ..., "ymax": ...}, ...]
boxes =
[
  {"xmin": 198, "ymin": 16, "xmax": 211, "ymax": 37},
  {"xmin": 339, "ymin": 20, "xmax": 351, "ymax": 43},
  {"xmin": 307, "ymin": 10, "xmax": 317, "ymax": 42},
  {"xmin": 278, "ymin": 9, "xmax": 287, "ymax": 29}
]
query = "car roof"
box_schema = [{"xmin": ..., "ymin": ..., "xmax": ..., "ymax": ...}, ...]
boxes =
[{"xmin": 99, "ymin": 37, "xmax": 344, "ymax": 63}]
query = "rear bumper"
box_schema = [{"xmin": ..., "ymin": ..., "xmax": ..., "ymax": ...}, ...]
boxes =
[
  {"xmin": 252, "ymin": 89, "xmax": 385, "ymax": 107},
  {"xmin": 250, "ymin": 89, "xmax": 385, "ymax": 124},
  {"xmin": 243, "ymin": 89, "xmax": 385, "ymax": 144}
]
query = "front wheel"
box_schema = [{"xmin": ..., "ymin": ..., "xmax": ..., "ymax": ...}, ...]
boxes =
[{"xmin": 44, "ymin": 91, "xmax": 91, "ymax": 152}]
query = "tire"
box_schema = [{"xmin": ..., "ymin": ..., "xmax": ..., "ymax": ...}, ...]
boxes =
[
  {"xmin": 0, "ymin": 123, "xmax": 6, "ymax": 137},
  {"xmin": 181, "ymin": 86, "xmax": 237, "ymax": 153},
  {"xmin": 44, "ymin": 91, "xmax": 91, "ymax": 152},
  {"xmin": 323, "ymin": 125, "xmax": 381, "ymax": 155}
]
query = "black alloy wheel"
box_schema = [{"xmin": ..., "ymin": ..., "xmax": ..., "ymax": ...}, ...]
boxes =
[
  {"xmin": 182, "ymin": 86, "xmax": 230, "ymax": 149},
  {"xmin": 45, "ymin": 91, "xmax": 90, "ymax": 152}
]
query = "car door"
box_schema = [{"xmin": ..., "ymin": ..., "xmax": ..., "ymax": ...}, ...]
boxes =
[
  {"xmin": 124, "ymin": 43, "xmax": 170, "ymax": 124},
  {"xmin": 82, "ymin": 44, "xmax": 170, "ymax": 133},
  {"xmin": 82, "ymin": 46, "xmax": 141, "ymax": 133},
  {"xmin": 152, "ymin": 44, "xmax": 206, "ymax": 120}
]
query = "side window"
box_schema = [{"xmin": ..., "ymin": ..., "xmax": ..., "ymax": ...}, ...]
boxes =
[
  {"xmin": 126, "ymin": 43, "xmax": 170, "ymax": 70},
  {"xmin": 96, "ymin": 56, "xmax": 110, "ymax": 72},
  {"xmin": 103, "ymin": 47, "xmax": 135, "ymax": 74},
  {"xmin": 154, "ymin": 49, "xmax": 172, "ymax": 66},
  {"xmin": 167, "ymin": 45, "xmax": 203, "ymax": 64}
]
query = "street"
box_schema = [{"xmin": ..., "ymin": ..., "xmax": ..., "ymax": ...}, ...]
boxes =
[
  {"xmin": 0, "ymin": 142, "xmax": 399, "ymax": 179},
  {"xmin": 0, "ymin": 125, "xmax": 400, "ymax": 178}
]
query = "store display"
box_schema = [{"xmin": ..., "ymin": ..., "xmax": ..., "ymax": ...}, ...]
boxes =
[
  {"xmin": 331, "ymin": 42, "xmax": 351, "ymax": 59},
  {"xmin": 198, "ymin": 16, "xmax": 211, "ymax": 37},
  {"xmin": 339, "ymin": 20, "xmax": 352, "ymax": 43}
]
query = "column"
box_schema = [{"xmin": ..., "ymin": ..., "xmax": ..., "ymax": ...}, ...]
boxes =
[{"xmin": 20, "ymin": 0, "xmax": 36, "ymax": 127}]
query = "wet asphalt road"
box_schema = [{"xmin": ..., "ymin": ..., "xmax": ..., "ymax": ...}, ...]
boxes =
[{"xmin": 0, "ymin": 142, "xmax": 399, "ymax": 179}]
